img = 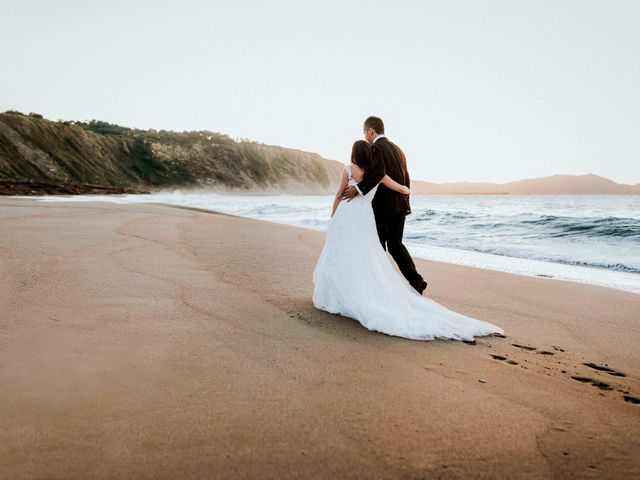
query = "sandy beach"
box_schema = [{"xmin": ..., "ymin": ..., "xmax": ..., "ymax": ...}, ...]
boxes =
[{"xmin": 1, "ymin": 197, "xmax": 639, "ymax": 479}]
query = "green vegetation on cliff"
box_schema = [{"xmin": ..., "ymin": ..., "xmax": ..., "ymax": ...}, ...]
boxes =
[{"xmin": 0, "ymin": 111, "xmax": 343, "ymax": 193}]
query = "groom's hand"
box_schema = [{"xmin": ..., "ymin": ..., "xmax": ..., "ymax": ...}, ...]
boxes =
[{"xmin": 342, "ymin": 186, "xmax": 358, "ymax": 202}]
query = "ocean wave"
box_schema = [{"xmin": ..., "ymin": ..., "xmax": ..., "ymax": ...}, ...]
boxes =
[
  {"xmin": 513, "ymin": 215, "xmax": 639, "ymax": 238},
  {"xmin": 415, "ymin": 211, "xmax": 640, "ymax": 239},
  {"xmin": 414, "ymin": 209, "xmax": 437, "ymax": 220},
  {"xmin": 415, "ymin": 209, "xmax": 473, "ymax": 222}
]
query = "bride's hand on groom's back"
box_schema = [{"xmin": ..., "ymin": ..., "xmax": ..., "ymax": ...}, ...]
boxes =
[{"xmin": 342, "ymin": 186, "xmax": 358, "ymax": 202}]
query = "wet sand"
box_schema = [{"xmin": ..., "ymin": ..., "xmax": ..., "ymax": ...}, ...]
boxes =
[{"xmin": 1, "ymin": 197, "xmax": 639, "ymax": 479}]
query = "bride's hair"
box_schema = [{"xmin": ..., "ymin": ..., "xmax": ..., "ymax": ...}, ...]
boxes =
[{"xmin": 351, "ymin": 140, "xmax": 373, "ymax": 174}]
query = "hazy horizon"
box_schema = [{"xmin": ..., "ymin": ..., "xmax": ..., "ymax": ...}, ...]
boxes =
[{"xmin": 1, "ymin": 0, "xmax": 639, "ymax": 185}]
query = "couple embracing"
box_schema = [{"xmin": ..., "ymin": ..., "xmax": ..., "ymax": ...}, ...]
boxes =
[{"xmin": 312, "ymin": 116, "xmax": 504, "ymax": 342}]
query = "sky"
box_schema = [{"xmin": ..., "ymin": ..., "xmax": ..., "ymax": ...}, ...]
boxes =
[{"xmin": 1, "ymin": 0, "xmax": 639, "ymax": 184}]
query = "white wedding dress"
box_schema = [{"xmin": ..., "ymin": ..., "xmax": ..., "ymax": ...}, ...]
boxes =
[{"xmin": 312, "ymin": 164, "xmax": 505, "ymax": 342}]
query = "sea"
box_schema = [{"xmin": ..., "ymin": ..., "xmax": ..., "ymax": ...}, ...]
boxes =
[{"xmin": 37, "ymin": 192, "xmax": 640, "ymax": 295}]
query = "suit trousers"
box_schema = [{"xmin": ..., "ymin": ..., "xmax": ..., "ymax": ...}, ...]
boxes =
[{"xmin": 374, "ymin": 210, "xmax": 425, "ymax": 289}]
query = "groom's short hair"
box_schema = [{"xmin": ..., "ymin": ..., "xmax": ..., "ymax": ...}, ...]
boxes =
[{"xmin": 364, "ymin": 116, "xmax": 384, "ymax": 134}]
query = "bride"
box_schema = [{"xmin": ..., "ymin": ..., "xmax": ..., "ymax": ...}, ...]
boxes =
[{"xmin": 312, "ymin": 140, "xmax": 505, "ymax": 342}]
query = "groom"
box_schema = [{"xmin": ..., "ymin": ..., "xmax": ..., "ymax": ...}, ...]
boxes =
[{"xmin": 342, "ymin": 116, "xmax": 428, "ymax": 295}]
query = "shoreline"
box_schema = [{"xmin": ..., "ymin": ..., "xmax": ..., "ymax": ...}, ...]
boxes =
[
  {"xmin": 32, "ymin": 194, "xmax": 640, "ymax": 296},
  {"xmin": 163, "ymin": 202, "xmax": 640, "ymax": 296},
  {"xmin": 2, "ymin": 197, "xmax": 639, "ymax": 478}
]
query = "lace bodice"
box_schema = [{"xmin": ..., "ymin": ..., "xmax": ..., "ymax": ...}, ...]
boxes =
[
  {"xmin": 344, "ymin": 163, "xmax": 379, "ymax": 201},
  {"xmin": 345, "ymin": 164, "xmax": 358, "ymax": 187}
]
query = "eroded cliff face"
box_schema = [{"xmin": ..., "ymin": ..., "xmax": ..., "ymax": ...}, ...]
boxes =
[{"xmin": 0, "ymin": 111, "xmax": 343, "ymax": 194}]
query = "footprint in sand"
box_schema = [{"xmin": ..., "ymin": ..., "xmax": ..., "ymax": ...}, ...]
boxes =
[
  {"xmin": 583, "ymin": 362, "xmax": 626, "ymax": 377},
  {"xmin": 510, "ymin": 343, "xmax": 561, "ymax": 356},
  {"xmin": 567, "ymin": 364, "xmax": 636, "ymax": 405},
  {"xmin": 490, "ymin": 354, "xmax": 519, "ymax": 365},
  {"xmin": 494, "ymin": 344, "xmax": 637, "ymax": 405},
  {"xmin": 571, "ymin": 376, "xmax": 612, "ymax": 390}
]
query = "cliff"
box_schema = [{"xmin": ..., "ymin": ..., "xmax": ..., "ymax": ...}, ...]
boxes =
[{"xmin": 0, "ymin": 111, "xmax": 343, "ymax": 195}]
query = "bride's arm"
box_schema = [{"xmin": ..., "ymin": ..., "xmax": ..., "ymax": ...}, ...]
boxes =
[
  {"xmin": 331, "ymin": 170, "xmax": 349, "ymax": 217},
  {"xmin": 381, "ymin": 175, "xmax": 410, "ymax": 195}
]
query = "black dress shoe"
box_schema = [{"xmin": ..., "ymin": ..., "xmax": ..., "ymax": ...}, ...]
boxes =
[{"xmin": 414, "ymin": 280, "xmax": 428, "ymax": 295}]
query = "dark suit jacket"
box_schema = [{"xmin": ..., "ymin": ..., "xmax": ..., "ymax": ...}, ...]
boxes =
[{"xmin": 356, "ymin": 137, "xmax": 411, "ymax": 215}]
